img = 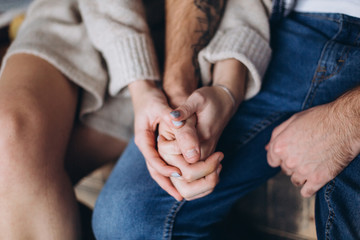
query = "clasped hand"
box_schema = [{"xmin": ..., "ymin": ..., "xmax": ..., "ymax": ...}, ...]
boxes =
[
  {"xmin": 157, "ymin": 85, "xmax": 235, "ymax": 201},
  {"xmin": 131, "ymin": 60, "xmax": 246, "ymax": 201}
]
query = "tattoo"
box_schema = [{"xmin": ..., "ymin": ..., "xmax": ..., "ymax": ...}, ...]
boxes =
[{"xmin": 192, "ymin": 0, "xmax": 226, "ymax": 81}]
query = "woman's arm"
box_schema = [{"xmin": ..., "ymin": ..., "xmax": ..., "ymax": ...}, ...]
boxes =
[
  {"xmin": 198, "ymin": 0, "xmax": 272, "ymax": 100},
  {"xmin": 78, "ymin": 0, "xmax": 161, "ymax": 96}
]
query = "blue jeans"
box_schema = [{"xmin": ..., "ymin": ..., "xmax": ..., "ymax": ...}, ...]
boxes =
[{"xmin": 92, "ymin": 13, "xmax": 360, "ymax": 240}]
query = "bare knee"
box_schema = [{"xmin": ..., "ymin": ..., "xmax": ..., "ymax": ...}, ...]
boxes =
[{"xmin": 0, "ymin": 101, "xmax": 53, "ymax": 187}]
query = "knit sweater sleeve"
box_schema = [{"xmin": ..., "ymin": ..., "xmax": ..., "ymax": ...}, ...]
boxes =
[
  {"xmin": 78, "ymin": 0, "xmax": 160, "ymax": 96},
  {"xmin": 198, "ymin": 0, "xmax": 272, "ymax": 100}
]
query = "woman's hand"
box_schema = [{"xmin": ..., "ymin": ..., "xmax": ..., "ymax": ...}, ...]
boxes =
[
  {"xmin": 156, "ymin": 59, "xmax": 247, "ymax": 200},
  {"xmin": 128, "ymin": 80, "xmax": 183, "ymax": 201},
  {"xmin": 165, "ymin": 59, "xmax": 248, "ymax": 161}
]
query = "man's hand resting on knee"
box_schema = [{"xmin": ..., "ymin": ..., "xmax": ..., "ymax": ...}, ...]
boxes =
[{"xmin": 266, "ymin": 87, "xmax": 360, "ymax": 197}]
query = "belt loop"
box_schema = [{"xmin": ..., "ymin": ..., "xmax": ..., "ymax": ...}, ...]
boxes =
[{"xmin": 271, "ymin": 0, "xmax": 297, "ymax": 23}]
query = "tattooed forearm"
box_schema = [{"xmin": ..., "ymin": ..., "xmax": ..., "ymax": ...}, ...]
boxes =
[
  {"xmin": 192, "ymin": 0, "xmax": 226, "ymax": 80},
  {"xmin": 163, "ymin": 0, "xmax": 226, "ymax": 100}
]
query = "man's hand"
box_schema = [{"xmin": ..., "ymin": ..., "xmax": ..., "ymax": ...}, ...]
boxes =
[
  {"xmin": 266, "ymin": 95, "xmax": 360, "ymax": 197},
  {"xmin": 128, "ymin": 80, "xmax": 183, "ymax": 201}
]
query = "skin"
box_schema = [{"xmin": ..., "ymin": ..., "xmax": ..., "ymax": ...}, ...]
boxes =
[
  {"xmin": 132, "ymin": 0, "xmax": 227, "ymax": 201},
  {"xmin": 159, "ymin": 59, "xmax": 247, "ymax": 200},
  {"xmin": 266, "ymin": 88, "xmax": 360, "ymax": 197},
  {"xmin": 164, "ymin": 0, "xmax": 226, "ymax": 99},
  {"xmin": 128, "ymin": 80, "xmax": 183, "ymax": 201},
  {"xmin": 0, "ymin": 55, "xmax": 127, "ymax": 239},
  {"xmin": 0, "ymin": 54, "xmax": 78, "ymax": 239}
]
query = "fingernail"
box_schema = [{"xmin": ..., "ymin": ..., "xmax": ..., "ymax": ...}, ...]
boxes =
[
  {"xmin": 157, "ymin": 135, "xmax": 160, "ymax": 142},
  {"xmin": 172, "ymin": 120, "xmax": 184, "ymax": 127},
  {"xmin": 171, "ymin": 172, "xmax": 181, "ymax": 178},
  {"xmin": 185, "ymin": 149, "xmax": 198, "ymax": 159},
  {"xmin": 218, "ymin": 155, "xmax": 224, "ymax": 162},
  {"xmin": 170, "ymin": 111, "xmax": 181, "ymax": 118}
]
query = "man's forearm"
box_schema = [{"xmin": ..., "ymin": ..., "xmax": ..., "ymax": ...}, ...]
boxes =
[
  {"xmin": 332, "ymin": 86, "xmax": 360, "ymax": 150},
  {"xmin": 164, "ymin": 0, "xmax": 226, "ymax": 104}
]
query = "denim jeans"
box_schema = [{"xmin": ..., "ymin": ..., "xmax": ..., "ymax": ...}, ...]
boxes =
[{"xmin": 92, "ymin": 12, "xmax": 360, "ymax": 240}]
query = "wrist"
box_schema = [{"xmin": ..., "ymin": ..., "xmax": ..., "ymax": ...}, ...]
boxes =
[
  {"xmin": 128, "ymin": 80, "xmax": 160, "ymax": 109},
  {"xmin": 331, "ymin": 88, "xmax": 360, "ymax": 153},
  {"xmin": 167, "ymin": 94, "xmax": 189, "ymax": 108},
  {"xmin": 212, "ymin": 59, "xmax": 248, "ymax": 107},
  {"xmin": 163, "ymin": 73, "xmax": 197, "ymax": 108},
  {"xmin": 129, "ymin": 80, "xmax": 158, "ymax": 96},
  {"xmin": 213, "ymin": 84, "xmax": 236, "ymax": 110}
]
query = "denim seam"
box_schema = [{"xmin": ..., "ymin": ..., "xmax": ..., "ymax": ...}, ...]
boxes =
[
  {"xmin": 233, "ymin": 111, "xmax": 289, "ymax": 148},
  {"xmin": 317, "ymin": 45, "xmax": 350, "ymax": 84},
  {"xmin": 162, "ymin": 200, "xmax": 186, "ymax": 240},
  {"xmin": 324, "ymin": 179, "xmax": 336, "ymax": 240},
  {"xmin": 296, "ymin": 13, "xmax": 341, "ymax": 23},
  {"xmin": 302, "ymin": 17, "xmax": 344, "ymax": 110},
  {"xmin": 340, "ymin": 16, "xmax": 360, "ymax": 26},
  {"xmin": 304, "ymin": 22, "xmax": 360, "ymax": 109},
  {"xmin": 296, "ymin": 13, "xmax": 360, "ymax": 26}
]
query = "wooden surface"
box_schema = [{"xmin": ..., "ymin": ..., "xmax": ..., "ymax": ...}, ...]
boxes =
[
  {"xmin": 234, "ymin": 173, "xmax": 317, "ymax": 240},
  {"xmin": 75, "ymin": 164, "xmax": 113, "ymax": 209}
]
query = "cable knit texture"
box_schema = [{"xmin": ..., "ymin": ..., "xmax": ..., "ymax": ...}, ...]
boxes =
[
  {"xmin": 199, "ymin": 0, "xmax": 272, "ymax": 100},
  {"xmin": 78, "ymin": 0, "xmax": 160, "ymax": 96}
]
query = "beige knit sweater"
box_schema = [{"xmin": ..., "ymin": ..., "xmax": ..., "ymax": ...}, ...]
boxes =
[{"xmin": 0, "ymin": 0, "xmax": 272, "ymax": 140}]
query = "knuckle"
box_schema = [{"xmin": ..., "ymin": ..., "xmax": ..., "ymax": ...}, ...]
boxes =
[
  {"xmin": 180, "ymin": 105, "xmax": 191, "ymax": 116},
  {"xmin": 271, "ymin": 126, "xmax": 281, "ymax": 139},
  {"xmin": 205, "ymin": 174, "xmax": 218, "ymax": 189},
  {"xmin": 182, "ymin": 174, "xmax": 195, "ymax": 182},
  {"xmin": 301, "ymin": 187, "xmax": 314, "ymax": 198},
  {"xmin": 281, "ymin": 166, "xmax": 292, "ymax": 176},
  {"xmin": 209, "ymin": 178, "xmax": 218, "ymax": 189},
  {"xmin": 291, "ymin": 176, "xmax": 301, "ymax": 187},
  {"xmin": 272, "ymin": 141, "xmax": 285, "ymax": 155},
  {"xmin": 181, "ymin": 169, "xmax": 196, "ymax": 182},
  {"xmin": 180, "ymin": 189, "xmax": 193, "ymax": 200},
  {"xmin": 284, "ymin": 158, "xmax": 297, "ymax": 169},
  {"xmin": 202, "ymin": 130, "xmax": 218, "ymax": 142},
  {"xmin": 177, "ymin": 130, "xmax": 195, "ymax": 142},
  {"xmin": 310, "ymin": 173, "xmax": 323, "ymax": 185},
  {"xmin": 201, "ymin": 131, "xmax": 212, "ymax": 141},
  {"xmin": 148, "ymin": 169, "xmax": 157, "ymax": 181},
  {"xmin": 297, "ymin": 165, "xmax": 309, "ymax": 176},
  {"xmin": 192, "ymin": 91, "xmax": 206, "ymax": 105}
]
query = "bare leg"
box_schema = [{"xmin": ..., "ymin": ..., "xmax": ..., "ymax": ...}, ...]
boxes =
[
  {"xmin": 65, "ymin": 123, "xmax": 127, "ymax": 185},
  {"xmin": 0, "ymin": 54, "xmax": 80, "ymax": 239}
]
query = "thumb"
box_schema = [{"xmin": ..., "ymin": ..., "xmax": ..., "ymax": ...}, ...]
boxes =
[{"xmin": 169, "ymin": 95, "xmax": 200, "ymax": 129}]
